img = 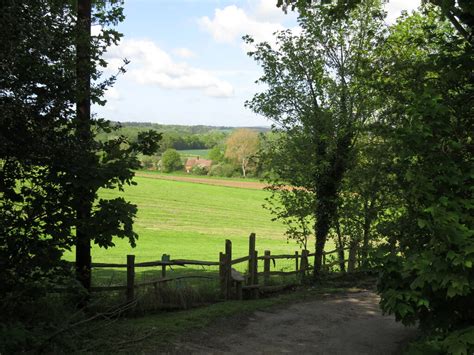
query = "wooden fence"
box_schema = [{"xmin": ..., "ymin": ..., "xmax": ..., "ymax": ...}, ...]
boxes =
[{"xmin": 84, "ymin": 233, "xmax": 353, "ymax": 303}]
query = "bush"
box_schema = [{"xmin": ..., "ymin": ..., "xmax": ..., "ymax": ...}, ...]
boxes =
[
  {"xmin": 191, "ymin": 165, "xmax": 208, "ymax": 176},
  {"xmin": 161, "ymin": 149, "xmax": 183, "ymax": 172},
  {"xmin": 208, "ymin": 146, "xmax": 224, "ymax": 163},
  {"xmin": 140, "ymin": 155, "xmax": 159, "ymax": 170},
  {"xmin": 209, "ymin": 163, "xmax": 237, "ymax": 177}
]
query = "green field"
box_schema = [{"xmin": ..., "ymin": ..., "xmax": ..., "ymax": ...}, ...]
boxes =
[
  {"xmin": 177, "ymin": 149, "xmax": 210, "ymax": 159},
  {"xmin": 65, "ymin": 175, "xmax": 310, "ymax": 265}
]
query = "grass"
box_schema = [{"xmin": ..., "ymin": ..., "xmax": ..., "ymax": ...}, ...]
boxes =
[
  {"xmin": 177, "ymin": 149, "xmax": 210, "ymax": 159},
  {"xmin": 64, "ymin": 175, "xmax": 310, "ymax": 265},
  {"xmin": 79, "ymin": 279, "xmax": 371, "ymax": 352}
]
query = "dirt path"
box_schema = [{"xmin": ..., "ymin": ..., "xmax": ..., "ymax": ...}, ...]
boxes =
[
  {"xmin": 136, "ymin": 172, "xmax": 269, "ymax": 190},
  {"xmin": 172, "ymin": 291, "xmax": 417, "ymax": 354}
]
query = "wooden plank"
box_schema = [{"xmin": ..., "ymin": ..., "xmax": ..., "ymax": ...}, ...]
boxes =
[
  {"xmin": 135, "ymin": 259, "xmax": 220, "ymax": 267},
  {"xmin": 92, "ymin": 262, "xmax": 127, "ymax": 268},
  {"xmin": 126, "ymin": 255, "xmax": 135, "ymax": 303},
  {"xmin": 231, "ymin": 255, "xmax": 250, "ymax": 265},
  {"xmin": 263, "ymin": 250, "xmax": 271, "ymax": 286},
  {"xmin": 253, "ymin": 250, "xmax": 259, "ymax": 286},
  {"xmin": 300, "ymin": 250, "xmax": 309, "ymax": 277},
  {"xmin": 92, "ymin": 259, "xmax": 220, "ymax": 268},
  {"xmin": 168, "ymin": 259, "xmax": 220, "ymax": 266},
  {"xmin": 248, "ymin": 233, "xmax": 256, "ymax": 285},
  {"xmin": 295, "ymin": 251, "xmax": 299, "ymax": 271},
  {"xmin": 257, "ymin": 254, "xmax": 298, "ymax": 260},
  {"xmin": 225, "ymin": 239, "xmax": 232, "ymax": 300},
  {"xmin": 219, "ymin": 252, "xmax": 226, "ymax": 299}
]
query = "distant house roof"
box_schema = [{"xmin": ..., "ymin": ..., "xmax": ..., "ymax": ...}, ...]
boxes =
[{"xmin": 185, "ymin": 157, "xmax": 212, "ymax": 172}]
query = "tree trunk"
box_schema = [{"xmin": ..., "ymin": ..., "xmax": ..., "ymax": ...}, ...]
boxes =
[
  {"xmin": 75, "ymin": 0, "xmax": 92, "ymax": 291},
  {"xmin": 348, "ymin": 240, "xmax": 358, "ymax": 273},
  {"xmin": 313, "ymin": 196, "xmax": 336, "ymax": 278},
  {"xmin": 361, "ymin": 198, "xmax": 373, "ymax": 269},
  {"xmin": 241, "ymin": 158, "xmax": 246, "ymax": 177},
  {"xmin": 313, "ymin": 133, "xmax": 352, "ymax": 279},
  {"xmin": 335, "ymin": 220, "xmax": 346, "ymax": 273}
]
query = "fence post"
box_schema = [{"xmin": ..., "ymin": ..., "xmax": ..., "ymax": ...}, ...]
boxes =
[
  {"xmin": 295, "ymin": 251, "xmax": 299, "ymax": 272},
  {"xmin": 161, "ymin": 254, "xmax": 169, "ymax": 278},
  {"xmin": 126, "ymin": 254, "xmax": 135, "ymax": 304},
  {"xmin": 300, "ymin": 250, "xmax": 308, "ymax": 278},
  {"xmin": 263, "ymin": 250, "xmax": 271, "ymax": 286},
  {"xmin": 253, "ymin": 250, "xmax": 259, "ymax": 285},
  {"xmin": 248, "ymin": 233, "xmax": 256, "ymax": 285},
  {"xmin": 225, "ymin": 239, "xmax": 232, "ymax": 299},
  {"xmin": 219, "ymin": 252, "xmax": 226, "ymax": 299}
]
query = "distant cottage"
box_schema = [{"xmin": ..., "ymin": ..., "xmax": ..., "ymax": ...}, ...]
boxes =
[{"xmin": 185, "ymin": 157, "xmax": 212, "ymax": 173}]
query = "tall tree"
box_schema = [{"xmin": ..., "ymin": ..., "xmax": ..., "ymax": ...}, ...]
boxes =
[
  {"xmin": 75, "ymin": 0, "xmax": 94, "ymax": 293},
  {"xmin": 225, "ymin": 129, "xmax": 259, "ymax": 177},
  {"xmin": 246, "ymin": 0, "xmax": 384, "ymax": 276},
  {"xmin": 0, "ymin": 0, "xmax": 160, "ymax": 296}
]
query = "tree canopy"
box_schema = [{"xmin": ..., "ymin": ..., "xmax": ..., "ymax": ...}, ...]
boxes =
[{"xmin": 247, "ymin": 0, "xmax": 385, "ymax": 275}]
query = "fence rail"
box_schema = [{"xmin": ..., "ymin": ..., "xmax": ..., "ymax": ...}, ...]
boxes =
[{"xmin": 71, "ymin": 234, "xmax": 360, "ymax": 304}]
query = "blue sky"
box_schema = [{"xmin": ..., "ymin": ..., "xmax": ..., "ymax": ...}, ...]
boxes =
[{"xmin": 95, "ymin": 0, "xmax": 420, "ymax": 127}]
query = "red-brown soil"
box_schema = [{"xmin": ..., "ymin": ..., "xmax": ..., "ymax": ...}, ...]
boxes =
[{"xmin": 136, "ymin": 172, "xmax": 269, "ymax": 190}]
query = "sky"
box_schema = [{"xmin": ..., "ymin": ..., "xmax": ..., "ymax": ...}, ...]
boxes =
[{"xmin": 96, "ymin": 0, "xmax": 421, "ymax": 127}]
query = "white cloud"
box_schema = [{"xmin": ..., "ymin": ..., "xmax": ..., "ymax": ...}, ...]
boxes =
[
  {"xmin": 198, "ymin": 4, "xmax": 291, "ymax": 51},
  {"xmin": 252, "ymin": 0, "xmax": 289, "ymax": 23},
  {"xmin": 385, "ymin": 0, "xmax": 421, "ymax": 24},
  {"xmin": 173, "ymin": 47, "xmax": 196, "ymax": 59},
  {"xmin": 105, "ymin": 39, "xmax": 234, "ymax": 98}
]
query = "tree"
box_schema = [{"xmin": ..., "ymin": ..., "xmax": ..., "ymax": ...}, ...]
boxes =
[
  {"xmin": 372, "ymin": 10, "xmax": 474, "ymax": 352},
  {"xmin": 246, "ymin": 0, "xmax": 384, "ymax": 276},
  {"xmin": 276, "ymin": 0, "xmax": 473, "ymax": 44},
  {"xmin": 224, "ymin": 129, "xmax": 259, "ymax": 177},
  {"xmin": 0, "ymin": 0, "xmax": 160, "ymax": 296},
  {"xmin": 161, "ymin": 149, "xmax": 183, "ymax": 172},
  {"xmin": 208, "ymin": 146, "xmax": 224, "ymax": 163}
]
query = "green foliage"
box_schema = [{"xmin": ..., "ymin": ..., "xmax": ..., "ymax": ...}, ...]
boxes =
[
  {"xmin": 405, "ymin": 326, "xmax": 474, "ymax": 355},
  {"xmin": 161, "ymin": 149, "xmax": 183, "ymax": 173},
  {"xmin": 247, "ymin": 0, "xmax": 385, "ymax": 272},
  {"xmin": 191, "ymin": 165, "xmax": 208, "ymax": 176},
  {"xmin": 0, "ymin": 0, "xmax": 159, "ymax": 309},
  {"xmin": 372, "ymin": 9, "xmax": 474, "ymax": 346},
  {"xmin": 209, "ymin": 163, "xmax": 238, "ymax": 178},
  {"xmin": 208, "ymin": 146, "xmax": 224, "ymax": 163}
]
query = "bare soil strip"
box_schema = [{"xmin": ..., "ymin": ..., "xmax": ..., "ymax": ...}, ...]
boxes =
[
  {"xmin": 172, "ymin": 291, "xmax": 418, "ymax": 354},
  {"xmin": 135, "ymin": 172, "xmax": 269, "ymax": 190}
]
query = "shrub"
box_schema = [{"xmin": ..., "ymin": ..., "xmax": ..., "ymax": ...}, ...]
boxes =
[
  {"xmin": 209, "ymin": 163, "xmax": 237, "ymax": 177},
  {"xmin": 161, "ymin": 149, "xmax": 183, "ymax": 172},
  {"xmin": 140, "ymin": 155, "xmax": 159, "ymax": 170},
  {"xmin": 191, "ymin": 165, "xmax": 208, "ymax": 176}
]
